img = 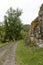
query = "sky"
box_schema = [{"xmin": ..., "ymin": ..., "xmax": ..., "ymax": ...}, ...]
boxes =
[{"xmin": 0, "ymin": 0, "xmax": 43, "ymax": 24}]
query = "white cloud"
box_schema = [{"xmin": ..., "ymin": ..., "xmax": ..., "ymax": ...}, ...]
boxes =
[{"xmin": 0, "ymin": 0, "xmax": 43, "ymax": 24}]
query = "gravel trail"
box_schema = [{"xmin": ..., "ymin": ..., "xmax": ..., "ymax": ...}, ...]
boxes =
[{"xmin": 0, "ymin": 41, "xmax": 19, "ymax": 65}]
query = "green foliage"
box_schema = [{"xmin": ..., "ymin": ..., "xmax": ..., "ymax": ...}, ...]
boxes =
[
  {"xmin": 24, "ymin": 32, "xmax": 30, "ymax": 45},
  {"xmin": 23, "ymin": 24, "xmax": 30, "ymax": 32},
  {"xmin": 16, "ymin": 40, "xmax": 43, "ymax": 65},
  {"xmin": 21, "ymin": 30, "xmax": 27, "ymax": 39},
  {"xmin": 3, "ymin": 7, "xmax": 23, "ymax": 41},
  {"xmin": 0, "ymin": 23, "xmax": 4, "ymax": 42},
  {"xmin": 0, "ymin": 43, "xmax": 8, "ymax": 48}
]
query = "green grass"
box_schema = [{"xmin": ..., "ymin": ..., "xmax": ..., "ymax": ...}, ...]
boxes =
[
  {"xmin": 0, "ymin": 42, "xmax": 8, "ymax": 48},
  {"xmin": 16, "ymin": 40, "xmax": 43, "ymax": 65}
]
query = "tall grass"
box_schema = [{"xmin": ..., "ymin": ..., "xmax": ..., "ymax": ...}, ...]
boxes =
[{"xmin": 16, "ymin": 40, "xmax": 43, "ymax": 65}]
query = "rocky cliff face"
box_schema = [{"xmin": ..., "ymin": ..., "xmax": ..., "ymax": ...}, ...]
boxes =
[
  {"xmin": 32, "ymin": 4, "xmax": 43, "ymax": 47},
  {"xmin": 25, "ymin": 4, "xmax": 43, "ymax": 47}
]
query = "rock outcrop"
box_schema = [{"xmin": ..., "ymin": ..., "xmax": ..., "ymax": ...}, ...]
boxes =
[{"xmin": 25, "ymin": 4, "xmax": 43, "ymax": 48}]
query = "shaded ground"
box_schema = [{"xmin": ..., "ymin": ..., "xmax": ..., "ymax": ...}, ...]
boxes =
[{"xmin": 0, "ymin": 41, "xmax": 19, "ymax": 65}]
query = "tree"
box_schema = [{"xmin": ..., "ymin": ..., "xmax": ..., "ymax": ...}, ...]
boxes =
[
  {"xmin": 23, "ymin": 24, "xmax": 30, "ymax": 32},
  {"xmin": 4, "ymin": 7, "xmax": 23, "ymax": 41},
  {"xmin": 0, "ymin": 22, "xmax": 4, "ymax": 42}
]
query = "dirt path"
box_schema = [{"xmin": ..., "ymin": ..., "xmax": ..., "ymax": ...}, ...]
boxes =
[
  {"xmin": 0, "ymin": 41, "xmax": 19, "ymax": 65},
  {"xmin": 0, "ymin": 43, "xmax": 12, "ymax": 58}
]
